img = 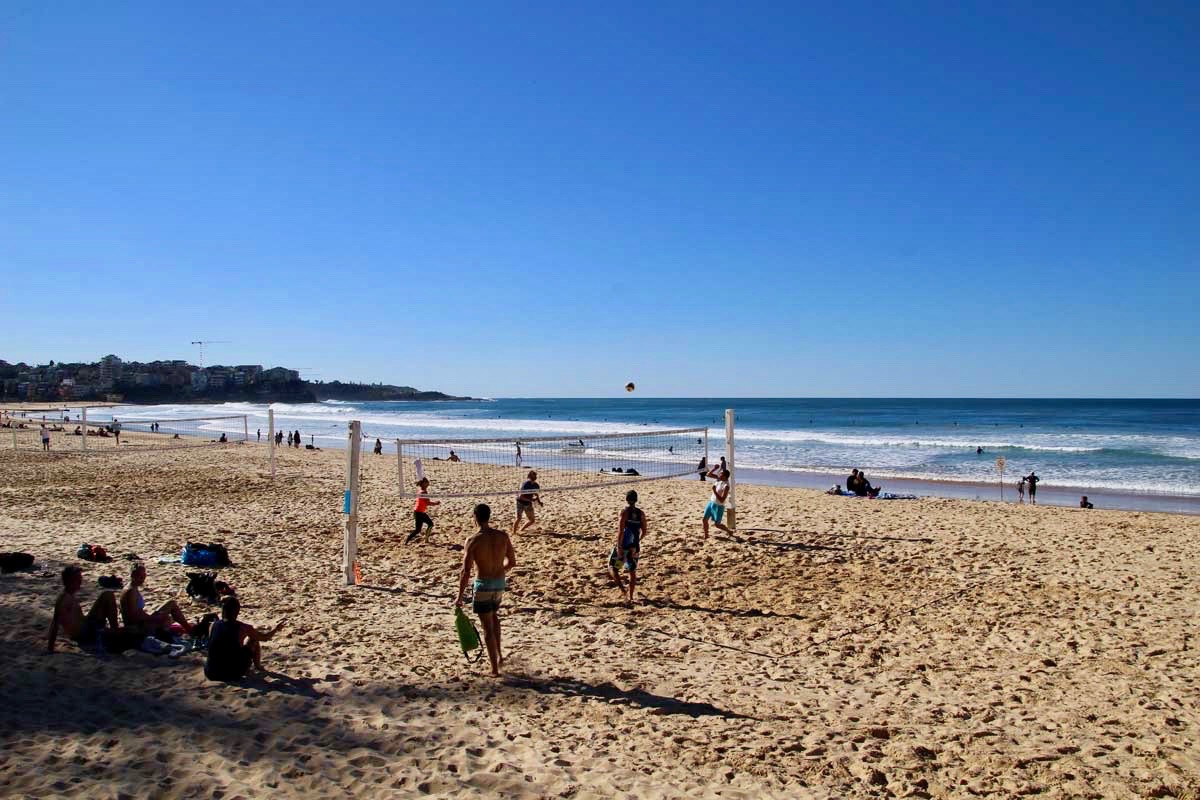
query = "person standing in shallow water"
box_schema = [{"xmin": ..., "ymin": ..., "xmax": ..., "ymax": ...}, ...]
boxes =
[
  {"xmin": 456, "ymin": 504, "xmax": 516, "ymax": 677},
  {"xmin": 1025, "ymin": 471, "xmax": 1040, "ymax": 504}
]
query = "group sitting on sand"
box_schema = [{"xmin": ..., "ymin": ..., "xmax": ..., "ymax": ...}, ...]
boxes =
[
  {"xmin": 48, "ymin": 562, "xmax": 285, "ymax": 682},
  {"xmin": 846, "ymin": 469, "xmax": 881, "ymax": 497}
]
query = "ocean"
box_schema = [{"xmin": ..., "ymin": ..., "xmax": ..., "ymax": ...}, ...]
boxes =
[{"xmin": 92, "ymin": 397, "xmax": 1200, "ymax": 511}]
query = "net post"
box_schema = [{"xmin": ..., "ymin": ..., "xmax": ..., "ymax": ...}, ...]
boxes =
[
  {"xmin": 725, "ymin": 408, "xmax": 736, "ymax": 530},
  {"xmin": 243, "ymin": 415, "xmax": 248, "ymax": 444},
  {"xmin": 396, "ymin": 440, "xmax": 405, "ymax": 498},
  {"xmin": 343, "ymin": 420, "xmax": 362, "ymax": 586},
  {"xmin": 81, "ymin": 407, "xmax": 88, "ymax": 452},
  {"xmin": 268, "ymin": 408, "xmax": 276, "ymax": 479}
]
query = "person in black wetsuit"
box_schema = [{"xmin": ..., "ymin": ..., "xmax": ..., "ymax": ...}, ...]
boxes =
[{"xmin": 205, "ymin": 596, "xmax": 285, "ymax": 681}]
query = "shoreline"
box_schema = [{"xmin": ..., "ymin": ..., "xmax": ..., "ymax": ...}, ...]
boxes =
[{"xmin": 732, "ymin": 465, "xmax": 1200, "ymax": 515}]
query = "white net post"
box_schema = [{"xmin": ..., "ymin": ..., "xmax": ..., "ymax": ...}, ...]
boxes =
[
  {"xmin": 268, "ymin": 408, "xmax": 276, "ymax": 479},
  {"xmin": 342, "ymin": 420, "xmax": 362, "ymax": 586},
  {"xmin": 243, "ymin": 416, "xmax": 249, "ymax": 444},
  {"xmin": 725, "ymin": 408, "xmax": 736, "ymax": 529},
  {"xmin": 396, "ymin": 439, "xmax": 404, "ymax": 495},
  {"xmin": 81, "ymin": 407, "xmax": 88, "ymax": 452}
]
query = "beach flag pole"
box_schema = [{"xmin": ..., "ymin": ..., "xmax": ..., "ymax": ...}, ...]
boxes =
[
  {"xmin": 268, "ymin": 408, "xmax": 276, "ymax": 479},
  {"xmin": 996, "ymin": 456, "xmax": 1006, "ymax": 501},
  {"xmin": 343, "ymin": 420, "xmax": 362, "ymax": 585},
  {"xmin": 725, "ymin": 408, "xmax": 736, "ymax": 530}
]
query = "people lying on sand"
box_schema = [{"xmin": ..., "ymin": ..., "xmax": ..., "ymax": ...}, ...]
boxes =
[
  {"xmin": 826, "ymin": 484, "xmax": 843, "ymax": 495},
  {"xmin": 120, "ymin": 563, "xmax": 193, "ymax": 638},
  {"xmin": 456, "ymin": 503, "xmax": 516, "ymax": 677},
  {"xmin": 204, "ymin": 596, "xmax": 285, "ymax": 681},
  {"xmin": 609, "ymin": 490, "xmax": 647, "ymax": 606},
  {"xmin": 48, "ymin": 566, "xmax": 122, "ymax": 653},
  {"xmin": 702, "ymin": 465, "xmax": 732, "ymax": 535}
]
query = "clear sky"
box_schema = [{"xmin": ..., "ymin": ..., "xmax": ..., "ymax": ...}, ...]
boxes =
[{"xmin": 2, "ymin": 2, "xmax": 1197, "ymax": 398}]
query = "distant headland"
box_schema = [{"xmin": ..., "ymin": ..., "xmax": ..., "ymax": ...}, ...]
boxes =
[{"xmin": 0, "ymin": 355, "xmax": 468, "ymax": 404}]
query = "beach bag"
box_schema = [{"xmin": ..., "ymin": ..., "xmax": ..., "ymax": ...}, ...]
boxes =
[
  {"xmin": 185, "ymin": 572, "xmax": 233, "ymax": 602},
  {"xmin": 181, "ymin": 543, "xmax": 231, "ymax": 568},
  {"xmin": 454, "ymin": 606, "xmax": 483, "ymax": 663},
  {"xmin": 77, "ymin": 544, "xmax": 111, "ymax": 562},
  {"xmin": 0, "ymin": 552, "xmax": 35, "ymax": 573}
]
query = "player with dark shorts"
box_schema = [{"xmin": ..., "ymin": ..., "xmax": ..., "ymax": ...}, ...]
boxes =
[{"xmin": 456, "ymin": 504, "xmax": 517, "ymax": 677}]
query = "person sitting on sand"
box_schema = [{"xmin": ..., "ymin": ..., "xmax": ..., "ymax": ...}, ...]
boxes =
[
  {"xmin": 1080, "ymin": 495, "xmax": 1093, "ymax": 509},
  {"xmin": 513, "ymin": 470, "xmax": 543, "ymax": 534},
  {"xmin": 456, "ymin": 503, "xmax": 516, "ymax": 677},
  {"xmin": 204, "ymin": 596, "xmax": 285, "ymax": 681},
  {"xmin": 702, "ymin": 465, "xmax": 733, "ymax": 535},
  {"xmin": 846, "ymin": 469, "xmax": 861, "ymax": 493},
  {"xmin": 609, "ymin": 490, "xmax": 647, "ymax": 606},
  {"xmin": 448, "ymin": 449, "xmax": 460, "ymax": 462},
  {"xmin": 120, "ymin": 563, "xmax": 193, "ymax": 638},
  {"xmin": 48, "ymin": 566, "xmax": 123, "ymax": 653}
]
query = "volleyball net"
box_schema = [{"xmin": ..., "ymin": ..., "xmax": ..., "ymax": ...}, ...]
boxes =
[
  {"xmin": 393, "ymin": 427, "xmax": 710, "ymax": 499},
  {"xmin": 2, "ymin": 407, "xmax": 250, "ymax": 452}
]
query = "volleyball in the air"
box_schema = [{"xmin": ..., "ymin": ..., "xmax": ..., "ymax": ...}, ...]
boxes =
[{"xmin": 625, "ymin": 382, "xmax": 635, "ymax": 392}]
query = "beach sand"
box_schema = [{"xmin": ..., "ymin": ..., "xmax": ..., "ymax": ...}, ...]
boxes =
[{"xmin": 1, "ymin": 434, "xmax": 1198, "ymax": 798}]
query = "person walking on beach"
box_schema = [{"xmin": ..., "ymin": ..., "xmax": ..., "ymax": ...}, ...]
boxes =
[
  {"xmin": 702, "ymin": 465, "xmax": 732, "ymax": 536},
  {"xmin": 609, "ymin": 490, "xmax": 647, "ymax": 606},
  {"xmin": 293, "ymin": 430, "xmax": 301, "ymax": 449},
  {"xmin": 374, "ymin": 438, "xmax": 383, "ymax": 455},
  {"xmin": 111, "ymin": 418, "xmax": 121, "ymax": 445},
  {"xmin": 1025, "ymin": 471, "xmax": 1040, "ymax": 504},
  {"xmin": 1017, "ymin": 477, "xmax": 1026, "ymax": 503},
  {"xmin": 406, "ymin": 477, "xmax": 440, "ymax": 543},
  {"xmin": 456, "ymin": 504, "xmax": 516, "ymax": 677},
  {"xmin": 697, "ymin": 455, "xmax": 707, "ymax": 480},
  {"xmin": 514, "ymin": 470, "xmax": 542, "ymax": 534},
  {"xmin": 515, "ymin": 441, "xmax": 522, "ymax": 468},
  {"xmin": 40, "ymin": 424, "xmax": 50, "ymax": 451},
  {"xmin": 257, "ymin": 429, "xmax": 261, "ymax": 442}
]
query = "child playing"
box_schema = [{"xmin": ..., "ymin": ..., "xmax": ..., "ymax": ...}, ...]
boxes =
[
  {"xmin": 609, "ymin": 490, "xmax": 647, "ymax": 606},
  {"xmin": 406, "ymin": 478, "xmax": 440, "ymax": 543}
]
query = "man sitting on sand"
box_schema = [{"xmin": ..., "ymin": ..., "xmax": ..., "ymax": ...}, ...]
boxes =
[
  {"xmin": 1080, "ymin": 495, "xmax": 1094, "ymax": 509},
  {"xmin": 204, "ymin": 596, "xmax": 285, "ymax": 681},
  {"xmin": 120, "ymin": 563, "xmax": 193, "ymax": 638},
  {"xmin": 48, "ymin": 566, "xmax": 122, "ymax": 653},
  {"xmin": 456, "ymin": 504, "xmax": 516, "ymax": 677}
]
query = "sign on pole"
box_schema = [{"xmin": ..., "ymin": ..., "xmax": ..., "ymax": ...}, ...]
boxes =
[{"xmin": 996, "ymin": 456, "xmax": 1006, "ymax": 501}]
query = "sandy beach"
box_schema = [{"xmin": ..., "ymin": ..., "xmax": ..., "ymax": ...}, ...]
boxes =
[{"xmin": 2, "ymin": 433, "xmax": 1198, "ymax": 798}]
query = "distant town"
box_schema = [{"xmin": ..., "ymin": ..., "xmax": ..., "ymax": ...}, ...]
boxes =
[{"xmin": 0, "ymin": 355, "xmax": 465, "ymax": 404}]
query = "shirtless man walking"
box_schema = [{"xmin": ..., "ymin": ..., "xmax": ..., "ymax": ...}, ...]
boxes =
[
  {"xmin": 456, "ymin": 504, "xmax": 517, "ymax": 677},
  {"xmin": 48, "ymin": 566, "xmax": 121, "ymax": 653}
]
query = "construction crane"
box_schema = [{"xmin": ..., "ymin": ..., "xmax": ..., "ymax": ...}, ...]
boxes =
[{"xmin": 190, "ymin": 340, "xmax": 231, "ymax": 370}]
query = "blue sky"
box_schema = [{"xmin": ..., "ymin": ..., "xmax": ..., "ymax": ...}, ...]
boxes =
[{"xmin": 1, "ymin": 1, "xmax": 1197, "ymax": 397}]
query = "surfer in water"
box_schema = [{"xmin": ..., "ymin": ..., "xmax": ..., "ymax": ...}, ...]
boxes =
[{"xmin": 456, "ymin": 504, "xmax": 516, "ymax": 677}]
